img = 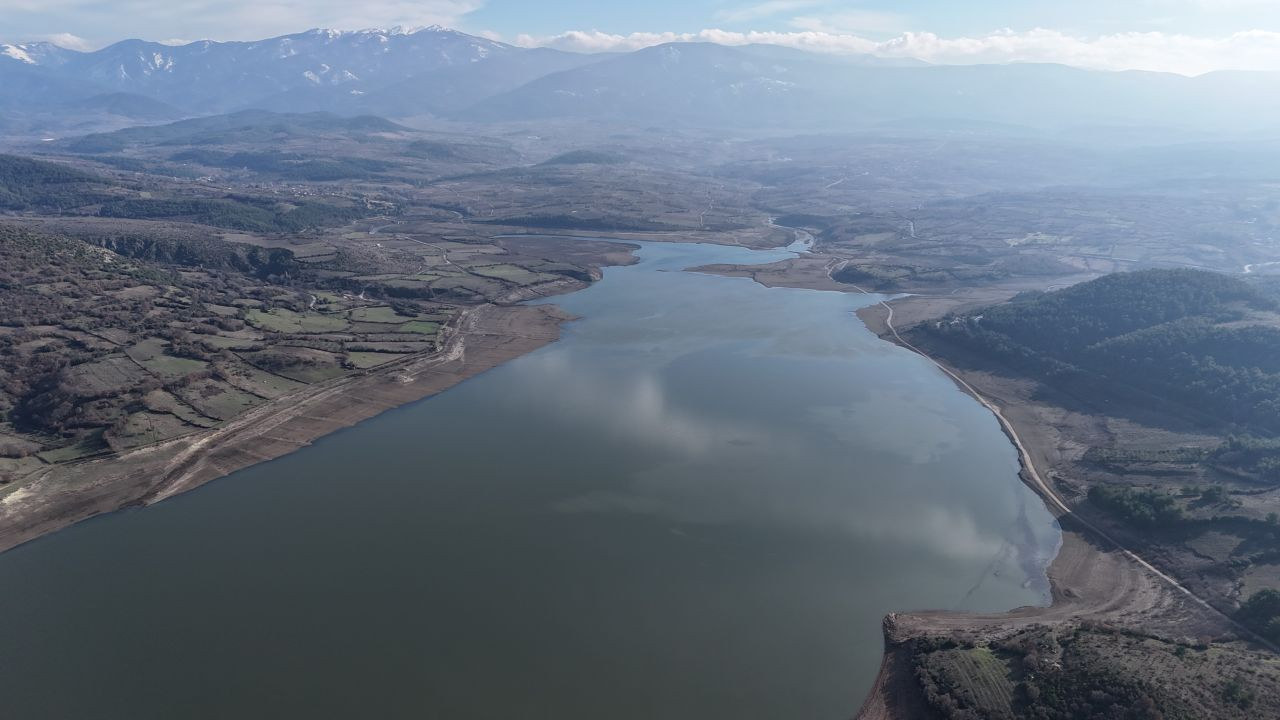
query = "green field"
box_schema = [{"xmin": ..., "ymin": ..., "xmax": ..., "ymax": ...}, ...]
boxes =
[
  {"xmin": 36, "ymin": 430, "xmax": 109, "ymax": 463},
  {"xmin": 348, "ymin": 306, "xmax": 415, "ymax": 324},
  {"xmin": 471, "ymin": 263, "xmax": 554, "ymax": 285},
  {"xmin": 199, "ymin": 334, "xmax": 261, "ymax": 350},
  {"xmin": 205, "ymin": 304, "xmax": 240, "ymax": 317},
  {"xmin": 174, "ymin": 379, "xmax": 264, "ymax": 421},
  {"xmin": 221, "ymin": 365, "xmax": 308, "ymax": 399},
  {"xmin": 346, "ymin": 352, "xmax": 407, "ymax": 369},
  {"xmin": 63, "ymin": 356, "xmax": 149, "ymax": 395},
  {"xmin": 398, "ymin": 321, "xmax": 441, "ymax": 335},
  {"xmin": 125, "ymin": 339, "xmax": 209, "ymax": 379},
  {"xmin": 141, "ymin": 390, "xmax": 221, "ymax": 428},
  {"xmin": 246, "ymin": 308, "xmax": 350, "ymax": 334},
  {"xmin": 347, "ymin": 341, "xmax": 434, "ymax": 353},
  {"xmin": 109, "ymin": 411, "xmax": 198, "ymax": 449}
]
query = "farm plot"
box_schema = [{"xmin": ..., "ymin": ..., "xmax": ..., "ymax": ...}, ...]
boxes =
[
  {"xmin": 125, "ymin": 338, "xmax": 209, "ymax": 380},
  {"xmin": 398, "ymin": 321, "xmax": 441, "ymax": 335},
  {"xmin": 141, "ymin": 390, "xmax": 221, "ymax": 428},
  {"xmin": 345, "ymin": 352, "xmax": 407, "ymax": 369},
  {"xmin": 917, "ymin": 646, "xmax": 1016, "ymax": 718},
  {"xmin": 470, "ymin": 263, "xmax": 557, "ymax": 285},
  {"xmin": 36, "ymin": 430, "xmax": 109, "ymax": 463},
  {"xmin": 61, "ymin": 356, "xmax": 150, "ymax": 396},
  {"xmin": 246, "ymin": 308, "xmax": 350, "ymax": 334},
  {"xmin": 106, "ymin": 411, "xmax": 199, "ymax": 450},
  {"xmin": 174, "ymin": 378, "xmax": 265, "ymax": 421},
  {"xmin": 219, "ymin": 364, "xmax": 308, "ymax": 400},
  {"xmin": 348, "ymin": 306, "xmax": 416, "ymax": 324},
  {"xmin": 241, "ymin": 347, "xmax": 347, "ymax": 384}
]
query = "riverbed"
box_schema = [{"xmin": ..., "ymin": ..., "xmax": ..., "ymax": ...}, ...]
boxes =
[{"xmin": 0, "ymin": 239, "xmax": 1060, "ymax": 719}]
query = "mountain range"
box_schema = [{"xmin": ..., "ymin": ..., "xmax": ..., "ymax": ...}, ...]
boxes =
[{"xmin": 5, "ymin": 26, "xmax": 1280, "ymax": 137}]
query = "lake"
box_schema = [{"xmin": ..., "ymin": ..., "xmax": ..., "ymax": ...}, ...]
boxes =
[{"xmin": 0, "ymin": 239, "xmax": 1060, "ymax": 719}]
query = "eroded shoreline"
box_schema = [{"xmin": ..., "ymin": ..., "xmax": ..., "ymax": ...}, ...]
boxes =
[
  {"xmin": 1, "ymin": 234, "xmax": 1242, "ymax": 718},
  {"xmin": 693, "ymin": 248, "xmax": 1254, "ymax": 715},
  {"xmin": 849, "ymin": 299, "xmax": 1242, "ymax": 719},
  {"xmin": 0, "ymin": 302, "xmax": 574, "ymax": 554}
]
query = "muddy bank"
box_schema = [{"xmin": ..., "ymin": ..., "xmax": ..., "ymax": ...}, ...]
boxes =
[{"xmin": 0, "ymin": 304, "xmax": 572, "ymax": 554}]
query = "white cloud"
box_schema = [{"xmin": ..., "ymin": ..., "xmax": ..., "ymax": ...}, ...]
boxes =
[
  {"xmin": 30, "ymin": 32, "xmax": 93, "ymax": 50},
  {"xmin": 1177, "ymin": 0, "xmax": 1275, "ymax": 7},
  {"xmin": 519, "ymin": 27, "xmax": 1280, "ymax": 75},
  {"xmin": 789, "ymin": 10, "xmax": 907, "ymax": 35},
  {"xmin": 714, "ymin": 0, "xmax": 828, "ymax": 24},
  {"xmin": 3, "ymin": 0, "xmax": 486, "ymax": 48}
]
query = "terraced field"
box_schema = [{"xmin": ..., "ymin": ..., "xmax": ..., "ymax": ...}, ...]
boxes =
[{"xmin": 0, "ymin": 227, "xmax": 461, "ymax": 482}]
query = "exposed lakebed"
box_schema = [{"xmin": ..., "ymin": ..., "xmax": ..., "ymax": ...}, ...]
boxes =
[{"xmin": 0, "ymin": 239, "xmax": 1059, "ymax": 719}]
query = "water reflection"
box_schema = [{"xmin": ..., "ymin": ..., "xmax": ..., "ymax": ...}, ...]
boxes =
[{"xmin": 0, "ymin": 239, "xmax": 1059, "ymax": 720}]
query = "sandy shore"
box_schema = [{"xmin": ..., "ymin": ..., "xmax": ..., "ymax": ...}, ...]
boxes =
[{"xmin": 0, "ymin": 303, "xmax": 574, "ymax": 554}]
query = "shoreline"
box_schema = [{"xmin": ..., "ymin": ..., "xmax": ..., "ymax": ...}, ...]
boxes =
[
  {"xmin": 689, "ymin": 252, "xmax": 1237, "ymax": 714},
  {"xmin": 0, "ymin": 302, "xmax": 575, "ymax": 554},
  {"xmin": 850, "ymin": 298, "xmax": 1250, "ymax": 718},
  {"xmin": 2, "ymin": 234, "xmax": 1253, "ymax": 714}
]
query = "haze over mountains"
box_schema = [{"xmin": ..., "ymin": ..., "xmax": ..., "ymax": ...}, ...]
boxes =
[{"xmin": 4, "ymin": 25, "xmax": 1280, "ymax": 137}]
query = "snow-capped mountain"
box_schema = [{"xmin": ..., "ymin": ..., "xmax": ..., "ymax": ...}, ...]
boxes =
[
  {"xmin": 6, "ymin": 26, "xmax": 1280, "ymax": 135},
  {"xmin": 0, "ymin": 27, "xmax": 532, "ymax": 113},
  {"xmin": 0, "ymin": 41, "xmax": 77, "ymax": 67}
]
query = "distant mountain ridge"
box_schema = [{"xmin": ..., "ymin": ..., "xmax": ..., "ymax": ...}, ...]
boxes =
[
  {"xmin": 0, "ymin": 27, "xmax": 530, "ymax": 114},
  {"xmin": 5, "ymin": 27, "xmax": 1280, "ymax": 136},
  {"xmin": 463, "ymin": 42, "xmax": 1280, "ymax": 133}
]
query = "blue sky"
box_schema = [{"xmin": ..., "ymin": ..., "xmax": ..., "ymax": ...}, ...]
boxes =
[
  {"xmin": 467, "ymin": 0, "xmax": 1280, "ymax": 39},
  {"xmin": 5, "ymin": 1, "xmax": 1280, "ymax": 74}
]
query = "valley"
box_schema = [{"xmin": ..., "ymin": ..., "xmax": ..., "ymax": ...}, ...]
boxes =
[{"xmin": 2, "ymin": 22, "xmax": 1280, "ymax": 718}]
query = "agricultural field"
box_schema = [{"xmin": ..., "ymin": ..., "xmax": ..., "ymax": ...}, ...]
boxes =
[
  {"xmin": 0, "ymin": 158, "xmax": 624, "ymax": 489},
  {"xmin": 910, "ymin": 624, "xmax": 1280, "ymax": 719},
  {"xmin": 0, "ymin": 225, "xmax": 464, "ymax": 483}
]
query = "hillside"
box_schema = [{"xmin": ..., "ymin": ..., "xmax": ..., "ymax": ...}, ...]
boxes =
[
  {"xmin": 919, "ymin": 269, "xmax": 1280, "ymax": 433},
  {"xmin": 0, "ymin": 154, "xmax": 117, "ymax": 210},
  {"xmin": 907, "ymin": 624, "xmax": 1280, "ymax": 719},
  {"xmin": 900, "ymin": 268, "xmax": 1280, "ymax": 636},
  {"xmin": 63, "ymin": 110, "xmax": 410, "ymax": 153},
  {"xmin": 0, "ymin": 224, "xmax": 454, "ymax": 466}
]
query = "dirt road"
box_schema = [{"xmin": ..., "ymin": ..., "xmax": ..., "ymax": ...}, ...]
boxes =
[{"xmin": 852, "ymin": 291, "xmax": 1269, "ymax": 719}]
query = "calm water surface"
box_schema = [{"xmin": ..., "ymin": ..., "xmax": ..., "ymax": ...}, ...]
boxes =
[{"xmin": 0, "ymin": 240, "xmax": 1059, "ymax": 719}]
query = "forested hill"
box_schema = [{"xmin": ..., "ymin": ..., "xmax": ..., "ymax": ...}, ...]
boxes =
[
  {"xmin": 0, "ymin": 154, "xmax": 117, "ymax": 210},
  {"xmin": 64, "ymin": 111, "xmax": 408, "ymax": 154},
  {"xmin": 919, "ymin": 269, "xmax": 1280, "ymax": 433},
  {"xmin": 976, "ymin": 269, "xmax": 1273, "ymax": 354}
]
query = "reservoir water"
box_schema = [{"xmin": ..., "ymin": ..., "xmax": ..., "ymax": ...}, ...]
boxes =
[{"xmin": 0, "ymin": 240, "xmax": 1060, "ymax": 719}]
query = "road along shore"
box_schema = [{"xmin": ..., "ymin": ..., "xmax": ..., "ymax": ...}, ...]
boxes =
[{"xmin": 851, "ymin": 296, "xmax": 1256, "ymax": 719}]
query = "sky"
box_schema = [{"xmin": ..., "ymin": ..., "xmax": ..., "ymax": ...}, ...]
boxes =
[{"xmin": 4, "ymin": 0, "xmax": 1280, "ymax": 75}]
